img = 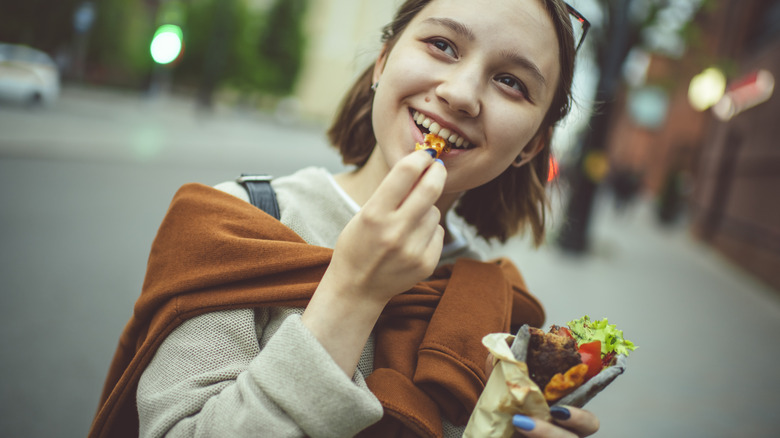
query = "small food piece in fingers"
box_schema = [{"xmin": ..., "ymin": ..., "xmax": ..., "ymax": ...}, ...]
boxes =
[{"xmin": 415, "ymin": 133, "xmax": 449, "ymax": 158}]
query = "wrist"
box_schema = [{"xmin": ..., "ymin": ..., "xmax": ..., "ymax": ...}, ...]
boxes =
[
  {"xmin": 303, "ymin": 282, "xmax": 387, "ymax": 334},
  {"xmin": 300, "ymin": 282, "xmax": 387, "ymax": 375}
]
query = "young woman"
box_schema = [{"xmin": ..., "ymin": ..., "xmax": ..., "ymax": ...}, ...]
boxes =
[{"xmin": 90, "ymin": 0, "xmax": 600, "ymax": 437}]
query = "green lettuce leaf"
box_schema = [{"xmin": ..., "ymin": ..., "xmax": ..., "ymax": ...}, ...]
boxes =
[{"xmin": 567, "ymin": 315, "xmax": 637, "ymax": 357}]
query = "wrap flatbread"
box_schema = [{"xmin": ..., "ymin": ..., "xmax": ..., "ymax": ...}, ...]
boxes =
[{"xmin": 464, "ymin": 318, "xmax": 635, "ymax": 438}]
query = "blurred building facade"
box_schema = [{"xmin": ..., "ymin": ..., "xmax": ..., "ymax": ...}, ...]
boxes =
[
  {"xmin": 606, "ymin": 0, "xmax": 780, "ymax": 291},
  {"xmin": 294, "ymin": 0, "xmax": 396, "ymax": 122},
  {"xmin": 692, "ymin": 0, "xmax": 780, "ymax": 292}
]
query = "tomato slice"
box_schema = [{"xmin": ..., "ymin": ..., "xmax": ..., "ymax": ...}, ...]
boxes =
[
  {"xmin": 577, "ymin": 340, "xmax": 602, "ymax": 380},
  {"xmin": 553, "ymin": 326, "xmax": 574, "ymax": 339}
]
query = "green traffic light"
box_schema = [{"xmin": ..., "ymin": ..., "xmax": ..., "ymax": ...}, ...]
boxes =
[{"xmin": 150, "ymin": 24, "xmax": 183, "ymax": 64}]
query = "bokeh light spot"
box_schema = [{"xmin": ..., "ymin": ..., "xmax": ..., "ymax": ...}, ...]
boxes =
[
  {"xmin": 688, "ymin": 67, "xmax": 726, "ymax": 111},
  {"xmin": 150, "ymin": 25, "xmax": 183, "ymax": 65}
]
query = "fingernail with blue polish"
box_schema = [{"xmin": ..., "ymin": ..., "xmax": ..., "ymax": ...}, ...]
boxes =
[
  {"xmin": 512, "ymin": 414, "xmax": 535, "ymax": 431},
  {"xmin": 423, "ymin": 148, "xmax": 438, "ymax": 159},
  {"xmin": 435, "ymin": 158, "xmax": 444, "ymax": 166},
  {"xmin": 550, "ymin": 406, "xmax": 571, "ymax": 421}
]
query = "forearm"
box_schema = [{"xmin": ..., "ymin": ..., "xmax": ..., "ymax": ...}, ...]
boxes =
[
  {"xmin": 301, "ymin": 272, "xmax": 388, "ymax": 376},
  {"xmin": 137, "ymin": 309, "xmax": 382, "ymax": 438}
]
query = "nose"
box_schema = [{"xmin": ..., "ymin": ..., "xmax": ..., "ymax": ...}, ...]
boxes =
[{"xmin": 435, "ymin": 66, "xmax": 481, "ymax": 118}]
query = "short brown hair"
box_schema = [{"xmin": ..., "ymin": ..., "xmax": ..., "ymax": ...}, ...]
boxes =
[{"xmin": 328, "ymin": 0, "xmax": 577, "ymax": 245}]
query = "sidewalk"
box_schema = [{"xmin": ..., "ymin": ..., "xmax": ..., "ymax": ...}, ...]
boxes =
[{"xmin": 494, "ymin": 195, "xmax": 780, "ymax": 437}]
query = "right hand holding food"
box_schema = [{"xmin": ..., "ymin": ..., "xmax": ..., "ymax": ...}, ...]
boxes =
[
  {"xmin": 325, "ymin": 149, "xmax": 447, "ymax": 305},
  {"xmin": 301, "ymin": 150, "xmax": 446, "ymax": 376}
]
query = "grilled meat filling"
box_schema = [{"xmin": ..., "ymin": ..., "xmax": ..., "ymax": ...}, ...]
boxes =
[{"xmin": 526, "ymin": 327, "xmax": 583, "ymax": 392}]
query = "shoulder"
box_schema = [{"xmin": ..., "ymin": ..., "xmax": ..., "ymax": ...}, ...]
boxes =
[
  {"xmin": 272, "ymin": 167, "xmax": 335, "ymax": 198},
  {"xmin": 213, "ymin": 167, "xmax": 332, "ymax": 203},
  {"xmin": 213, "ymin": 180, "xmax": 250, "ymax": 202},
  {"xmin": 213, "ymin": 168, "xmax": 352, "ymax": 247}
]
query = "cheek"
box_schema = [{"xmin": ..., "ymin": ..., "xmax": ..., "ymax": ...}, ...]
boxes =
[
  {"xmin": 490, "ymin": 112, "xmax": 541, "ymax": 159},
  {"xmin": 369, "ymin": 93, "xmax": 408, "ymax": 169},
  {"xmin": 370, "ymin": 54, "xmax": 431, "ymax": 156},
  {"xmin": 380, "ymin": 45, "xmax": 434, "ymax": 96},
  {"xmin": 371, "ymin": 88, "xmax": 400, "ymax": 146},
  {"xmin": 453, "ymin": 114, "xmax": 540, "ymax": 187}
]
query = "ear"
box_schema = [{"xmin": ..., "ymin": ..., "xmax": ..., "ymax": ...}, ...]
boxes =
[
  {"xmin": 511, "ymin": 127, "xmax": 552, "ymax": 168},
  {"xmin": 372, "ymin": 44, "xmax": 390, "ymax": 85}
]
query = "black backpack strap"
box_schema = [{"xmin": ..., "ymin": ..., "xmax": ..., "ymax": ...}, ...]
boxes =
[{"xmin": 236, "ymin": 174, "xmax": 280, "ymax": 220}]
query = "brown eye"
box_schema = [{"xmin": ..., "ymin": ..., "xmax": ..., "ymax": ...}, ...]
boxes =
[
  {"xmin": 429, "ymin": 38, "xmax": 457, "ymax": 58},
  {"xmin": 496, "ymin": 75, "xmax": 530, "ymax": 99}
]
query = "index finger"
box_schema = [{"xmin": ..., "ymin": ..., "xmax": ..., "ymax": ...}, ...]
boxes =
[
  {"xmin": 396, "ymin": 157, "xmax": 446, "ymax": 221},
  {"xmin": 364, "ymin": 149, "xmax": 436, "ymax": 212}
]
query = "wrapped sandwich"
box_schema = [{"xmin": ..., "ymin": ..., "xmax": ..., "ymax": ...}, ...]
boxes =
[{"xmin": 464, "ymin": 316, "xmax": 636, "ymax": 437}]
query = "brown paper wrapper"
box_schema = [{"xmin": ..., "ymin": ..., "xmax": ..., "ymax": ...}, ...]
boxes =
[{"xmin": 463, "ymin": 325, "xmax": 627, "ymax": 437}]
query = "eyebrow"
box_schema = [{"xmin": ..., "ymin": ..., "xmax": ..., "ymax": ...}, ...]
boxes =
[
  {"xmin": 421, "ymin": 17, "xmax": 475, "ymax": 41},
  {"xmin": 500, "ymin": 49, "xmax": 548, "ymax": 88},
  {"xmin": 421, "ymin": 17, "xmax": 547, "ymax": 89}
]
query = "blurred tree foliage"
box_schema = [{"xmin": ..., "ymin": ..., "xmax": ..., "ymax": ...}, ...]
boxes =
[
  {"xmin": 0, "ymin": 0, "xmax": 309, "ymax": 97},
  {"xmin": 0, "ymin": 0, "xmax": 82, "ymax": 52},
  {"xmin": 206, "ymin": 0, "xmax": 309, "ymax": 97},
  {"xmin": 252, "ymin": 0, "xmax": 309, "ymax": 96},
  {"xmin": 178, "ymin": 0, "xmax": 308, "ymax": 105},
  {"xmin": 87, "ymin": 0, "xmax": 155, "ymax": 83}
]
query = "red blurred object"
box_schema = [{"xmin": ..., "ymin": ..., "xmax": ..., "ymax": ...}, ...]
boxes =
[
  {"xmin": 548, "ymin": 156, "xmax": 560, "ymax": 182},
  {"xmin": 713, "ymin": 69, "xmax": 775, "ymax": 120}
]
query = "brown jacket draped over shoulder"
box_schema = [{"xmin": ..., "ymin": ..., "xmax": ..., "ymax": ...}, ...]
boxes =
[{"xmin": 88, "ymin": 183, "xmax": 545, "ymax": 438}]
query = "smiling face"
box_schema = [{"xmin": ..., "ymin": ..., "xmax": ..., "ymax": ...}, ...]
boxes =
[{"xmin": 370, "ymin": 0, "xmax": 561, "ymax": 194}]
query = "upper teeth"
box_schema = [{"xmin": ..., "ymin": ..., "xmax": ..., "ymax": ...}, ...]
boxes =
[{"xmin": 413, "ymin": 111, "xmax": 471, "ymax": 149}]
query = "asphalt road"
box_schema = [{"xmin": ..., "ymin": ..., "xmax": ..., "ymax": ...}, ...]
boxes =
[{"xmin": 1, "ymin": 85, "xmax": 779, "ymax": 437}]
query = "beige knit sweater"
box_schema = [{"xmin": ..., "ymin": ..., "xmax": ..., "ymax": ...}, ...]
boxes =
[{"xmin": 136, "ymin": 167, "xmax": 480, "ymax": 438}]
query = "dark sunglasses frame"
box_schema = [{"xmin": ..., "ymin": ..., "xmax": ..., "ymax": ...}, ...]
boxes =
[{"xmin": 566, "ymin": 3, "xmax": 591, "ymax": 51}]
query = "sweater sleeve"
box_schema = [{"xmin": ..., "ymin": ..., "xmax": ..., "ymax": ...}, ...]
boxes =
[{"xmin": 136, "ymin": 309, "xmax": 383, "ymax": 438}]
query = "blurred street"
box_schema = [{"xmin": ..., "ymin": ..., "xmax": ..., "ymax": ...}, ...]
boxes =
[{"xmin": 2, "ymin": 86, "xmax": 779, "ymax": 437}]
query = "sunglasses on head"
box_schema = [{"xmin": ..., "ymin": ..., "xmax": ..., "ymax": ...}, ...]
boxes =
[{"xmin": 566, "ymin": 3, "xmax": 591, "ymax": 51}]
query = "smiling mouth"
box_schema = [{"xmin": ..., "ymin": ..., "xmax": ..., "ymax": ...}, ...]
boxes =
[{"xmin": 411, "ymin": 110, "xmax": 473, "ymax": 150}]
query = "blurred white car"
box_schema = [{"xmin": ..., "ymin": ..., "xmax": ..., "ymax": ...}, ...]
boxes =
[{"xmin": 0, "ymin": 43, "xmax": 60, "ymax": 105}]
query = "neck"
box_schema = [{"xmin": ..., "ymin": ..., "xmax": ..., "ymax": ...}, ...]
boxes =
[{"xmin": 334, "ymin": 148, "xmax": 462, "ymax": 244}]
